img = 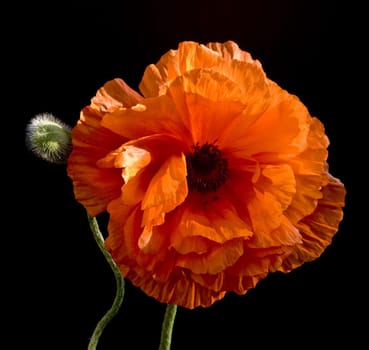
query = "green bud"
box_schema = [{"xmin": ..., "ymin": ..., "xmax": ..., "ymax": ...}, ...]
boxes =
[{"xmin": 26, "ymin": 113, "xmax": 72, "ymax": 164}]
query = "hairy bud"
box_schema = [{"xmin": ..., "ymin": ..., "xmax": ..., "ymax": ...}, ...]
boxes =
[{"xmin": 26, "ymin": 113, "xmax": 72, "ymax": 164}]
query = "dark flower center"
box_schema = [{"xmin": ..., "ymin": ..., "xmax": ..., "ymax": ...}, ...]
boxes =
[{"xmin": 185, "ymin": 142, "xmax": 229, "ymax": 192}]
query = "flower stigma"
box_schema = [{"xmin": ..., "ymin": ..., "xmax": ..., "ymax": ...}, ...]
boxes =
[{"xmin": 185, "ymin": 142, "xmax": 228, "ymax": 192}]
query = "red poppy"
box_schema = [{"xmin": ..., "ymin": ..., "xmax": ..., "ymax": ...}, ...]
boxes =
[{"xmin": 67, "ymin": 41, "xmax": 346, "ymax": 309}]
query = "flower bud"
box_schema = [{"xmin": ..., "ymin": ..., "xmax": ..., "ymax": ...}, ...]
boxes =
[{"xmin": 26, "ymin": 113, "xmax": 72, "ymax": 164}]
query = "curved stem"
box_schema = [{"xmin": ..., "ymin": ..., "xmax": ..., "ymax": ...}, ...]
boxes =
[
  {"xmin": 86, "ymin": 213, "xmax": 125, "ymax": 350},
  {"xmin": 159, "ymin": 304, "xmax": 178, "ymax": 350}
]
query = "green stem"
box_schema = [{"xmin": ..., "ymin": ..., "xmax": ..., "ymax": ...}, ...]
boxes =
[
  {"xmin": 159, "ymin": 304, "xmax": 178, "ymax": 350},
  {"xmin": 86, "ymin": 213, "xmax": 125, "ymax": 350}
]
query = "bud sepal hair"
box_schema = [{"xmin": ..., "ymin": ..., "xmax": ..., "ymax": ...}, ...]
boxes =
[{"xmin": 26, "ymin": 113, "xmax": 72, "ymax": 164}]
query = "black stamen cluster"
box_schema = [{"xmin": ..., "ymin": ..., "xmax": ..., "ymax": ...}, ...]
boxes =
[{"xmin": 186, "ymin": 142, "xmax": 228, "ymax": 192}]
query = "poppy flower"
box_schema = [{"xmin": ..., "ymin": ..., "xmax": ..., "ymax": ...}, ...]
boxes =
[{"xmin": 67, "ymin": 40, "xmax": 346, "ymax": 309}]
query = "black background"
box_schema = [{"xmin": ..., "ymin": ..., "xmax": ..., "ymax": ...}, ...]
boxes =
[{"xmin": 7, "ymin": 1, "xmax": 365, "ymax": 349}]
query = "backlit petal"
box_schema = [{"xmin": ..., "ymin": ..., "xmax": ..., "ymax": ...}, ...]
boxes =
[
  {"xmin": 67, "ymin": 79, "xmax": 142, "ymax": 216},
  {"xmin": 141, "ymin": 153, "xmax": 188, "ymax": 229},
  {"xmin": 286, "ymin": 117, "xmax": 329, "ymax": 223},
  {"xmin": 139, "ymin": 41, "xmax": 221, "ymax": 97},
  {"xmin": 247, "ymin": 215, "xmax": 302, "ymax": 248},
  {"xmin": 206, "ymin": 40, "xmax": 256, "ymax": 62},
  {"xmin": 255, "ymin": 164, "xmax": 296, "ymax": 211},
  {"xmin": 229, "ymin": 89, "xmax": 310, "ymax": 159},
  {"xmin": 168, "ymin": 72, "xmax": 246, "ymax": 144},
  {"xmin": 170, "ymin": 193, "xmax": 253, "ymax": 253},
  {"xmin": 97, "ymin": 143, "xmax": 152, "ymax": 183},
  {"xmin": 92, "ymin": 78, "xmax": 143, "ymax": 111},
  {"xmin": 280, "ymin": 173, "xmax": 346, "ymax": 271},
  {"xmin": 176, "ymin": 239, "xmax": 244, "ymax": 274},
  {"xmin": 247, "ymin": 190, "xmax": 283, "ymax": 234},
  {"xmin": 101, "ymin": 95, "xmax": 190, "ymax": 142}
]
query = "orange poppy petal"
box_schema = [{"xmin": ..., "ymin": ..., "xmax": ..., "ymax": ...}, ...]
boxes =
[
  {"xmin": 140, "ymin": 152, "xmax": 188, "ymax": 234},
  {"xmin": 176, "ymin": 239, "xmax": 244, "ymax": 275},
  {"xmin": 139, "ymin": 41, "xmax": 222, "ymax": 97},
  {"xmin": 67, "ymin": 157, "xmax": 122, "ymax": 216},
  {"xmin": 106, "ymin": 197, "xmax": 226, "ymax": 308},
  {"xmin": 92, "ymin": 78, "xmax": 143, "ymax": 111},
  {"xmin": 190, "ymin": 272, "xmax": 225, "ymax": 293},
  {"xmin": 227, "ymin": 244, "xmax": 292, "ymax": 278},
  {"xmin": 280, "ymin": 173, "xmax": 346, "ymax": 271},
  {"xmin": 186, "ymin": 41, "xmax": 270, "ymax": 118},
  {"xmin": 173, "ymin": 69, "xmax": 243, "ymax": 101},
  {"xmin": 246, "ymin": 164, "xmax": 305, "ymax": 248},
  {"xmin": 256, "ymin": 164, "xmax": 296, "ymax": 211},
  {"xmin": 206, "ymin": 40, "xmax": 256, "ymax": 62},
  {"xmin": 168, "ymin": 59, "xmax": 271, "ymax": 136},
  {"xmin": 101, "ymin": 95, "xmax": 190, "ymax": 142},
  {"xmin": 97, "ymin": 143, "xmax": 152, "ymax": 183},
  {"xmin": 67, "ymin": 78, "xmax": 143, "ymax": 216},
  {"xmin": 170, "ymin": 193, "xmax": 253, "ymax": 253},
  {"xmin": 289, "ymin": 117, "xmax": 329, "ymax": 175},
  {"xmin": 67, "ymin": 110, "xmax": 123, "ymax": 212},
  {"xmin": 168, "ymin": 72, "xmax": 246, "ymax": 145},
  {"xmin": 247, "ymin": 215, "xmax": 302, "ymax": 248},
  {"xmin": 230, "ymin": 91, "xmax": 311, "ymax": 159},
  {"xmin": 222, "ymin": 273, "xmax": 265, "ymax": 296},
  {"xmin": 106, "ymin": 199, "xmax": 170, "ymax": 270},
  {"xmin": 247, "ymin": 189, "xmax": 283, "ymax": 234},
  {"xmin": 127, "ymin": 268, "xmax": 226, "ymax": 309},
  {"xmin": 285, "ymin": 172, "xmax": 325, "ymax": 224},
  {"xmin": 139, "ymin": 40, "xmax": 266, "ymax": 104},
  {"xmin": 286, "ymin": 117, "xmax": 330, "ymax": 223},
  {"xmin": 168, "ymin": 235, "xmax": 210, "ymax": 255}
]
